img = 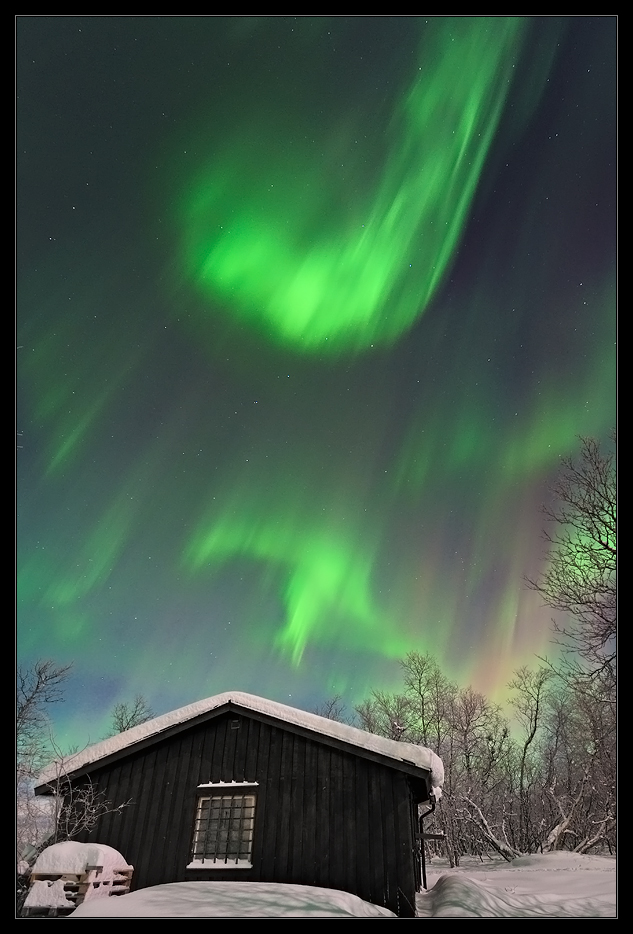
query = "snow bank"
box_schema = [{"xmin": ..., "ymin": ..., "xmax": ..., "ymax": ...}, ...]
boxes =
[
  {"xmin": 38, "ymin": 691, "xmax": 443, "ymax": 796},
  {"xmin": 32, "ymin": 841, "xmax": 131, "ymax": 876},
  {"xmin": 68, "ymin": 882, "xmax": 396, "ymax": 918},
  {"xmin": 417, "ymin": 853, "xmax": 616, "ymax": 919},
  {"xmin": 417, "ymin": 872, "xmax": 615, "ymax": 919}
]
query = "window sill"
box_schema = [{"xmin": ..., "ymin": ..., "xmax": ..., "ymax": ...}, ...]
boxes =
[{"xmin": 186, "ymin": 860, "xmax": 253, "ymax": 870}]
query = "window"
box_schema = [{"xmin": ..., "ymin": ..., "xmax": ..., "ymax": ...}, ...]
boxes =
[{"xmin": 188, "ymin": 790, "xmax": 256, "ymax": 868}]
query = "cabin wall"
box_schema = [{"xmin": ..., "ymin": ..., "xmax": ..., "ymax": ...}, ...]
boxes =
[{"xmin": 71, "ymin": 712, "xmax": 418, "ymax": 916}]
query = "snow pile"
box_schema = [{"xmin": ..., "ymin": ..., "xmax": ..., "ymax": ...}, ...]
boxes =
[
  {"xmin": 417, "ymin": 853, "xmax": 616, "ymax": 919},
  {"xmin": 24, "ymin": 879, "xmax": 73, "ymax": 909},
  {"xmin": 37, "ymin": 691, "xmax": 443, "ymax": 797},
  {"xmin": 68, "ymin": 882, "xmax": 396, "ymax": 918},
  {"xmin": 31, "ymin": 841, "xmax": 132, "ymax": 876}
]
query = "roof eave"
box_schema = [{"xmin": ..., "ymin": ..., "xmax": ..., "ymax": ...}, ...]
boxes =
[{"xmin": 35, "ymin": 699, "xmax": 432, "ymax": 794}]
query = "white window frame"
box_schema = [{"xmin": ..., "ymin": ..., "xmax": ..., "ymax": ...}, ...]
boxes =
[{"xmin": 187, "ymin": 782, "xmax": 258, "ymax": 869}]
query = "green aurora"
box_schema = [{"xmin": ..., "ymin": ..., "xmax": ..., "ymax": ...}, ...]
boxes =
[
  {"xmin": 17, "ymin": 16, "xmax": 615, "ymax": 749},
  {"xmin": 179, "ymin": 18, "xmax": 555, "ymax": 355}
]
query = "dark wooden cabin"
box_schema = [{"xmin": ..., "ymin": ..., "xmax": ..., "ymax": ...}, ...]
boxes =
[{"xmin": 35, "ymin": 692, "xmax": 443, "ymax": 917}]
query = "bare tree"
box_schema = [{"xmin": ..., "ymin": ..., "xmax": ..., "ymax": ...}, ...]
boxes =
[
  {"xmin": 17, "ymin": 660, "xmax": 72, "ymax": 780},
  {"xmin": 528, "ymin": 433, "xmax": 616, "ymax": 693},
  {"xmin": 353, "ymin": 646, "xmax": 616, "ymax": 860},
  {"xmin": 538, "ymin": 680, "xmax": 616, "ymax": 855},
  {"xmin": 401, "ymin": 651, "xmax": 458, "ymax": 749},
  {"xmin": 355, "ymin": 690, "xmax": 416, "ymax": 741},
  {"xmin": 38, "ymin": 739, "xmax": 131, "ymax": 844},
  {"xmin": 312, "ymin": 694, "xmax": 349, "ymax": 723},
  {"xmin": 17, "ymin": 660, "xmax": 72, "ymax": 873},
  {"xmin": 106, "ymin": 694, "xmax": 155, "ymax": 736},
  {"xmin": 18, "ymin": 740, "xmax": 133, "ymax": 914},
  {"xmin": 508, "ymin": 667, "xmax": 552, "ymax": 852},
  {"xmin": 16, "ymin": 664, "xmax": 137, "ymax": 860}
]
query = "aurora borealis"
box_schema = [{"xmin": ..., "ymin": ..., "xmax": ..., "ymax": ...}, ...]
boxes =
[{"xmin": 17, "ymin": 17, "xmax": 616, "ymax": 750}]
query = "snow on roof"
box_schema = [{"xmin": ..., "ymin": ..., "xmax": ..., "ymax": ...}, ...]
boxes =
[{"xmin": 37, "ymin": 691, "xmax": 443, "ymax": 796}]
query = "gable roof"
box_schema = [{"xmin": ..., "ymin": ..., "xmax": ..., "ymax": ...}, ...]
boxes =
[{"xmin": 36, "ymin": 691, "xmax": 443, "ymax": 796}]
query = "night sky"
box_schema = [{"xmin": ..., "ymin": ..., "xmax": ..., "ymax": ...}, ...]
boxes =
[{"xmin": 17, "ymin": 17, "xmax": 616, "ymax": 751}]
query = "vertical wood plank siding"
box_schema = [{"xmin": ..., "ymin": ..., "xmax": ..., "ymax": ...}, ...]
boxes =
[{"xmin": 72, "ymin": 711, "xmax": 420, "ymax": 916}]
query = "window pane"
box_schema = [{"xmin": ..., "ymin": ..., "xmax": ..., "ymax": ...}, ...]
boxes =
[{"xmin": 190, "ymin": 793, "xmax": 256, "ymax": 865}]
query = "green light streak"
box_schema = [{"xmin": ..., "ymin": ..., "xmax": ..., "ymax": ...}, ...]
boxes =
[
  {"xmin": 394, "ymin": 277, "xmax": 616, "ymax": 495},
  {"xmin": 179, "ymin": 17, "xmax": 531, "ymax": 354},
  {"xmin": 19, "ymin": 292, "xmax": 141, "ymax": 477},
  {"xmin": 43, "ymin": 498, "xmax": 133, "ymax": 606},
  {"xmin": 183, "ymin": 482, "xmax": 411, "ymax": 664},
  {"xmin": 45, "ymin": 391, "xmax": 113, "ymax": 476}
]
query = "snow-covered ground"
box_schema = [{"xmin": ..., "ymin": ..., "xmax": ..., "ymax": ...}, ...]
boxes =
[
  {"xmin": 68, "ymin": 882, "xmax": 397, "ymax": 918},
  {"xmin": 418, "ymin": 852, "xmax": 616, "ymax": 918},
  {"xmin": 64, "ymin": 852, "xmax": 615, "ymax": 918}
]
